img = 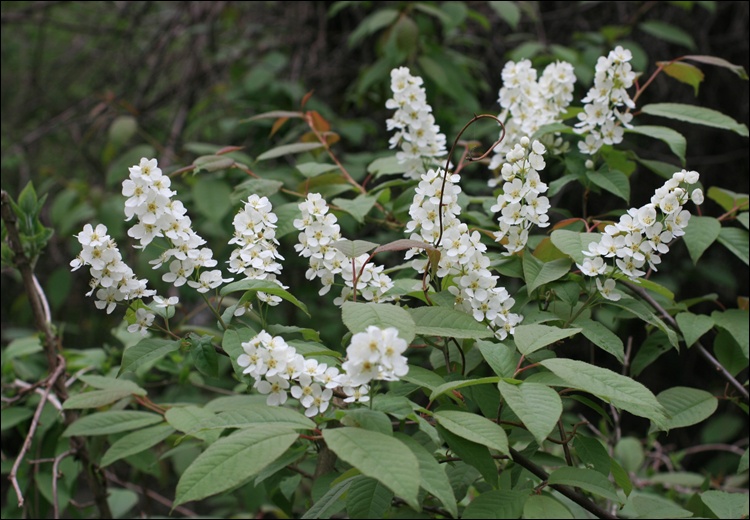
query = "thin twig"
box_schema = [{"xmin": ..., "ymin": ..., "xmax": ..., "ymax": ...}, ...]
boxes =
[
  {"xmin": 509, "ymin": 448, "xmax": 620, "ymax": 519},
  {"xmin": 623, "ymin": 281, "xmax": 749, "ymax": 402},
  {"xmin": 9, "ymin": 360, "xmax": 66, "ymax": 507},
  {"xmin": 52, "ymin": 449, "xmax": 73, "ymax": 519}
]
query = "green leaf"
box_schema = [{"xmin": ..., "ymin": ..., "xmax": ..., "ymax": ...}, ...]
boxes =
[
  {"xmin": 165, "ymin": 405, "xmax": 221, "ymax": 443},
  {"xmin": 640, "ymin": 103, "xmax": 749, "ymax": 137},
  {"xmin": 296, "ymin": 162, "xmax": 339, "ymax": 178},
  {"xmin": 462, "ymin": 489, "xmax": 528, "ymax": 519},
  {"xmin": 220, "ymin": 279, "xmax": 310, "ymax": 316},
  {"xmin": 341, "ymin": 409, "xmax": 393, "ymax": 436},
  {"xmin": 0, "ymin": 407, "xmax": 34, "ymax": 430},
  {"xmin": 437, "ymin": 425, "xmax": 497, "ymax": 486},
  {"xmin": 711, "ymin": 309, "xmax": 749, "ymax": 359},
  {"xmin": 401, "ymin": 365, "xmax": 445, "ymax": 393},
  {"xmin": 174, "ymin": 425, "xmax": 299, "ymax": 506},
  {"xmin": 476, "ymin": 340, "xmax": 520, "ymax": 378},
  {"xmin": 627, "ymin": 126, "xmax": 686, "ymax": 165},
  {"xmin": 63, "ymin": 376, "xmax": 146, "ymax": 409},
  {"xmin": 656, "ymin": 387, "xmax": 718, "ymax": 430},
  {"xmin": 540, "ymin": 359, "xmax": 669, "ymax": 430},
  {"xmin": 257, "ymin": 142, "xmax": 325, "ymax": 161},
  {"xmin": 706, "ymin": 186, "xmax": 749, "ymax": 213},
  {"xmin": 231, "ymin": 178, "xmax": 285, "ymax": 205},
  {"xmin": 629, "ymin": 495, "xmax": 694, "ymax": 518},
  {"xmin": 682, "ymin": 216, "xmax": 721, "ymax": 264},
  {"xmin": 188, "ymin": 334, "xmax": 219, "ymax": 378},
  {"xmin": 497, "ymin": 381, "xmax": 562, "ymax": 446},
  {"xmin": 101, "ymin": 424, "xmax": 175, "ymax": 467},
  {"xmin": 346, "ymin": 476, "xmax": 393, "ymax": 519},
  {"xmin": 193, "ymin": 177, "xmax": 232, "ymax": 223},
  {"xmin": 548, "ymin": 467, "xmax": 621, "ymax": 503},
  {"xmin": 394, "ymin": 433, "xmax": 458, "ymax": 519},
  {"xmin": 576, "ymin": 319, "xmax": 625, "ymax": 362},
  {"xmin": 429, "ymin": 377, "xmax": 500, "ymax": 402},
  {"xmin": 195, "ymin": 405, "xmax": 317, "ymax": 432},
  {"xmin": 348, "ymin": 9, "xmax": 399, "ymax": 48},
  {"xmin": 330, "ymin": 239, "xmax": 379, "ymax": 258},
  {"xmin": 675, "ymin": 312, "xmax": 714, "ymax": 347},
  {"xmin": 512, "ymin": 324, "xmax": 582, "ymax": 356},
  {"xmin": 120, "ymin": 338, "xmax": 181, "ymax": 375},
  {"xmin": 738, "ymin": 212, "xmax": 749, "ymax": 230},
  {"xmin": 434, "ymin": 410, "xmax": 508, "ymax": 454},
  {"xmin": 192, "ymin": 154, "xmax": 235, "ymax": 173},
  {"xmin": 658, "ymin": 61, "xmax": 705, "ymax": 95},
  {"xmin": 610, "ymin": 298, "xmax": 680, "ymax": 349},
  {"xmin": 573, "ymin": 435, "xmax": 610, "ymax": 476},
  {"xmin": 701, "ymin": 490, "xmax": 750, "ymax": 519},
  {"xmin": 332, "ymin": 194, "xmax": 378, "ymax": 223},
  {"xmin": 322, "ymin": 428, "xmax": 420, "ymax": 510},
  {"xmin": 63, "ymin": 411, "xmax": 163, "ymax": 437},
  {"xmin": 409, "ymin": 306, "xmax": 494, "ymax": 340},
  {"xmin": 488, "ymin": 1, "xmax": 521, "ymax": 28},
  {"xmin": 342, "ymin": 302, "xmax": 416, "ymax": 345},
  {"xmin": 585, "ymin": 169, "xmax": 631, "ymax": 202},
  {"xmin": 523, "ymin": 495, "xmax": 573, "ymax": 519},
  {"xmin": 301, "ymin": 477, "xmax": 354, "ymax": 519},
  {"xmin": 683, "ymin": 54, "xmax": 749, "ymax": 80},
  {"xmin": 737, "ymin": 449, "xmax": 748, "ymax": 474},
  {"xmin": 522, "ymin": 255, "xmax": 572, "ymax": 295},
  {"xmin": 610, "ymin": 457, "xmax": 633, "ymax": 496},
  {"xmin": 639, "ymin": 20, "xmax": 696, "ymax": 49},
  {"xmin": 550, "ymin": 230, "xmax": 602, "ymax": 264},
  {"xmin": 717, "ymin": 227, "xmax": 749, "ymax": 266},
  {"xmin": 367, "ymin": 155, "xmax": 409, "ymax": 177}
]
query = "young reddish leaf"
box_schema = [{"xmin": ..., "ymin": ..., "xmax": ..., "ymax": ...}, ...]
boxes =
[
  {"xmin": 216, "ymin": 146, "xmax": 245, "ymax": 155},
  {"xmin": 301, "ymin": 90, "xmax": 314, "ymax": 109},
  {"xmin": 308, "ymin": 110, "xmax": 331, "ymax": 132},
  {"xmin": 270, "ymin": 117, "xmax": 289, "ymax": 137}
]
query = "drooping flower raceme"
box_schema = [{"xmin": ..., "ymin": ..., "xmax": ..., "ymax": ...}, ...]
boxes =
[
  {"xmin": 404, "ymin": 168, "xmax": 523, "ymax": 340},
  {"xmin": 294, "ymin": 193, "xmax": 394, "ymax": 304},
  {"xmin": 227, "ymin": 194, "xmax": 286, "ymax": 308},
  {"xmin": 488, "ymin": 59, "xmax": 576, "ymax": 186},
  {"xmin": 70, "ymin": 223, "xmax": 157, "ymax": 328},
  {"xmin": 577, "ymin": 169, "xmax": 703, "ymax": 300},
  {"xmin": 491, "ymin": 137, "xmax": 551, "ymax": 255},
  {"xmin": 122, "ymin": 157, "xmax": 232, "ymax": 292},
  {"xmin": 236, "ymin": 327, "xmax": 409, "ymax": 416},
  {"xmin": 575, "ymin": 46, "xmax": 637, "ymax": 155},
  {"xmin": 386, "ymin": 66, "xmax": 448, "ymax": 180}
]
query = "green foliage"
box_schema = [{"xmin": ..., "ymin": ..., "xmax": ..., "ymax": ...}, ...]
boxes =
[{"xmin": 2, "ymin": 2, "xmax": 748, "ymax": 519}]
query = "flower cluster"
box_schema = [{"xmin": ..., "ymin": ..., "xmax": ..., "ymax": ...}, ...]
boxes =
[
  {"xmin": 575, "ymin": 46, "xmax": 637, "ymax": 155},
  {"xmin": 490, "ymin": 138, "xmax": 551, "ymax": 255},
  {"xmin": 122, "ymin": 157, "xmax": 232, "ymax": 292},
  {"xmin": 237, "ymin": 331, "xmax": 335, "ymax": 415},
  {"xmin": 228, "ymin": 194, "xmax": 285, "ymax": 308},
  {"xmin": 404, "ymin": 168, "xmax": 522, "ymax": 340},
  {"xmin": 341, "ymin": 326, "xmax": 409, "ymax": 386},
  {"xmin": 386, "ymin": 66, "xmax": 448, "ymax": 180},
  {"xmin": 237, "ymin": 327, "xmax": 409, "ymax": 415},
  {"xmin": 577, "ymin": 169, "xmax": 703, "ymax": 300},
  {"xmin": 70, "ymin": 223, "xmax": 155, "ymax": 315},
  {"xmin": 294, "ymin": 193, "xmax": 394, "ymax": 303},
  {"xmin": 488, "ymin": 59, "xmax": 576, "ymax": 184}
]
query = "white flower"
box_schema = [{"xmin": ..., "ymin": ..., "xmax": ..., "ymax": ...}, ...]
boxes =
[
  {"xmin": 127, "ymin": 308, "xmax": 155, "ymax": 336},
  {"xmin": 596, "ymin": 278, "xmax": 621, "ymax": 301},
  {"xmin": 691, "ymin": 189, "xmax": 704, "ymax": 205},
  {"xmin": 153, "ymin": 295, "xmax": 179, "ymax": 308},
  {"xmin": 255, "ymin": 375, "xmax": 290, "ymax": 406}
]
